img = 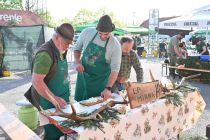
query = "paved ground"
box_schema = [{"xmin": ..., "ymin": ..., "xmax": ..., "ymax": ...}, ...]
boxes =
[{"xmin": 0, "ymin": 57, "xmax": 209, "ymax": 139}]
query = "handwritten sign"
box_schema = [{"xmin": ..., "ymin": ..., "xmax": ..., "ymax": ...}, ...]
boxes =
[{"xmin": 126, "ymin": 81, "xmax": 164, "ymax": 109}]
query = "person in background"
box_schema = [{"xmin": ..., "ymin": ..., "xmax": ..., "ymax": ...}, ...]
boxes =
[
  {"xmin": 167, "ymin": 32, "xmax": 185, "ymax": 77},
  {"xmin": 112, "ymin": 36, "xmax": 143, "ymax": 93},
  {"xmin": 207, "ymin": 43, "xmax": 210, "ymax": 53},
  {"xmin": 178, "ymin": 42, "xmax": 188, "ymax": 58},
  {"xmin": 158, "ymin": 41, "xmax": 167, "ymax": 58},
  {"xmin": 132, "ymin": 35, "xmax": 137, "ymax": 50},
  {"xmin": 192, "ymin": 37, "xmax": 209, "ymax": 55}
]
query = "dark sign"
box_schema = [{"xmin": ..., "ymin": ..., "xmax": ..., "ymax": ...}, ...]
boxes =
[
  {"xmin": 164, "ymin": 22, "xmax": 177, "ymax": 26},
  {"xmin": 184, "ymin": 22, "xmax": 198, "ymax": 26}
]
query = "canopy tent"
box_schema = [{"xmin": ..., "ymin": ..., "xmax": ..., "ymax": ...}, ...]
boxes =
[
  {"xmin": 112, "ymin": 28, "xmax": 128, "ymax": 35},
  {"xmin": 159, "ymin": 14, "xmax": 210, "ymax": 30},
  {"xmin": 123, "ymin": 26, "xmax": 149, "ymax": 35},
  {"xmin": 75, "ymin": 21, "xmax": 98, "ymax": 32},
  {"xmin": 159, "ymin": 6, "xmax": 210, "ymax": 42},
  {"xmin": 75, "ymin": 21, "xmax": 128, "ymax": 35},
  {"xmin": 159, "ymin": 6, "xmax": 210, "ymax": 30},
  {"xmin": 189, "ymin": 30, "xmax": 210, "ymax": 42},
  {"xmin": 189, "ymin": 30, "xmax": 210, "ymax": 36}
]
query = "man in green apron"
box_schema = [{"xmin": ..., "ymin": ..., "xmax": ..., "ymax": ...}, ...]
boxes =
[
  {"xmin": 31, "ymin": 23, "xmax": 74, "ymax": 140},
  {"xmin": 74, "ymin": 15, "xmax": 122, "ymax": 101}
]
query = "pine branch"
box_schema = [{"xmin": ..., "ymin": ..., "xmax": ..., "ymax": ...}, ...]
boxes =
[
  {"xmin": 161, "ymin": 92, "xmax": 184, "ymax": 107},
  {"xmin": 59, "ymin": 108, "xmax": 122, "ymax": 132}
]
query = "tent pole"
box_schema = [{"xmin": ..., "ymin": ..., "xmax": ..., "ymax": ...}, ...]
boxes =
[{"xmin": 206, "ymin": 26, "xmax": 208, "ymax": 43}]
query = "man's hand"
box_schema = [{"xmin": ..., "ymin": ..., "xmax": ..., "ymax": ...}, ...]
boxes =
[
  {"xmin": 54, "ymin": 96, "xmax": 67, "ymax": 108},
  {"xmin": 76, "ymin": 63, "xmax": 84, "ymax": 73},
  {"xmin": 101, "ymin": 89, "xmax": 112, "ymax": 100},
  {"xmin": 50, "ymin": 96, "xmax": 67, "ymax": 109}
]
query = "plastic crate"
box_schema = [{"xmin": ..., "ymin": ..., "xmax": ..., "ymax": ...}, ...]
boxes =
[{"xmin": 199, "ymin": 55, "xmax": 210, "ymax": 60}]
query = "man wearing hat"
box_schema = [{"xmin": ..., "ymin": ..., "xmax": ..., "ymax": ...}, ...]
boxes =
[
  {"xmin": 167, "ymin": 32, "xmax": 185, "ymax": 78},
  {"xmin": 74, "ymin": 15, "xmax": 121, "ymax": 101},
  {"xmin": 31, "ymin": 23, "xmax": 74, "ymax": 140}
]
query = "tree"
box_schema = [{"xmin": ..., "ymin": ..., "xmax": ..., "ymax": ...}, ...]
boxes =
[
  {"xmin": 25, "ymin": 0, "xmax": 37, "ymax": 11},
  {"xmin": 23, "ymin": 0, "xmax": 56, "ymax": 27},
  {"xmin": 57, "ymin": 18, "xmax": 72, "ymax": 26},
  {"xmin": 71, "ymin": 9, "xmax": 96, "ymax": 27},
  {"xmin": 0, "ymin": 0, "xmax": 23, "ymax": 10},
  {"xmin": 36, "ymin": 10, "xmax": 56, "ymax": 27},
  {"xmin": 71, "ymin": 8, "xmax": 127, "ymax": 28},
  {"xmin": 95, "ymin": 8, "xmax": 127, "ymax": 28}
]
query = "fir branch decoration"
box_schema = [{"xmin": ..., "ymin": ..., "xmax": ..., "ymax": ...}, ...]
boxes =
[
  {"xmin": 59, "ymin": 108, "xmax": 122, "ymax": 132},
  {"xmin": 161, "ymin": 92, "xmax": 184, "ymax": 107},
  {"xmin": 176, "ymin": 86, "xmax": 196, "ymax": 94}
]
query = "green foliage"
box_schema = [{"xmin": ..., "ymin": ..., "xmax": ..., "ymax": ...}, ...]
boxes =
[
  {"xmin": 71, "ymin": 9, "xmax": 96, "ymax": 27},
  {"xmin": 57, "ymin": 18, "xmax": 72, "ymax": 26},
  {"xmin": 59, "ymin": 108, "xmax": 122, "ymax": 132},
  {"xmin": 161, "ymin": 92, "xmax": 184, "ymax": 107},
  {"xmin": 36, "ymin": 10, "xmax": 56, "ymax": 28},
  {"xmin": 60, "ymin": 112, "xmax": 103, "ymax": 131},
  {"xmin": 70, "ymin": 8, "xmax": 127, "ymax": 28},
  {"xmin": 177, "ymin": 57, "xmax": 210, "ymax": 83},
  {"xmin": 180, "ymin": 133, "xmax": 208, "ymax": 140},
  {"xmin": 0, "ymin": 0, "xmax": 23, "ymax": 10},
  {"xmin": 189, "ymin": 136, "xmax": 208, "ymax": 140}
]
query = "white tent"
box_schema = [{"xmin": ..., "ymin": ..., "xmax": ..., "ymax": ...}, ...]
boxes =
[
  {"xmin": 159, "ymin": 5, "xmax": 210, "ymax": 30},
  {"xmin": 159, "ymin": 13, "xmax": 210, "ymax": 30}
]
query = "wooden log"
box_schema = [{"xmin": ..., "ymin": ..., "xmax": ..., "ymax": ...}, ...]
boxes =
[
  {"xmin": 0, "ymin": 103, "xmax": 41, "ymax": 140},
  {"xmin": 168, "ymin": 66, "xmax": 210, "ymax": 73}
]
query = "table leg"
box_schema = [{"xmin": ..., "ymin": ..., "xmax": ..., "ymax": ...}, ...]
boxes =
[
  {"xmin": 162, "ymin": 64, "xmax": 163, "ymax": 75},
  {"xmin": 177, "ymin": 134, "xmax": 180, "ymax": 140}
]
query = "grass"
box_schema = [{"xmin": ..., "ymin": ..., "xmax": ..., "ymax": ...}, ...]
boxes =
[{"xmin": 172, "ymin": 135, "xmax": 208, "ymax": 140}]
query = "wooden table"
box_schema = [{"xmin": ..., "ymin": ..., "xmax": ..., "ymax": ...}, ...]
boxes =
[
  {"xmin": 176, "ymin": 56, "xmax": 210, "ymax": 82},
  {"xmin": 168, "ymin": 66, "xmax": 210, "ymax": 73},
  {"xmin": 40, "ymin": 90, "xmax": 206, "ymax": 140}
]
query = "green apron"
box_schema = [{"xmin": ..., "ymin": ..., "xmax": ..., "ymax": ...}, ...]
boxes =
[
  {"xmin": 75, "ymin": 33, "xmax": 111, "ymax": 101},
  {"xmin": 39, "ymin": 49, "xmax": 70, "ymax": 140}
]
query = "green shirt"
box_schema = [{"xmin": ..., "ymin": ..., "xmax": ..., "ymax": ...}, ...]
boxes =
[
  {"xmin": 33, "ymin": 52, "xmax": 53, "ymax": 74},
  {"xmin": 196, "ymin": 41, "xmax": 206, "ymax": 54},
  {"xmin": 118, "ymin": 50, "xmax": 143, "ymax": 82}
]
